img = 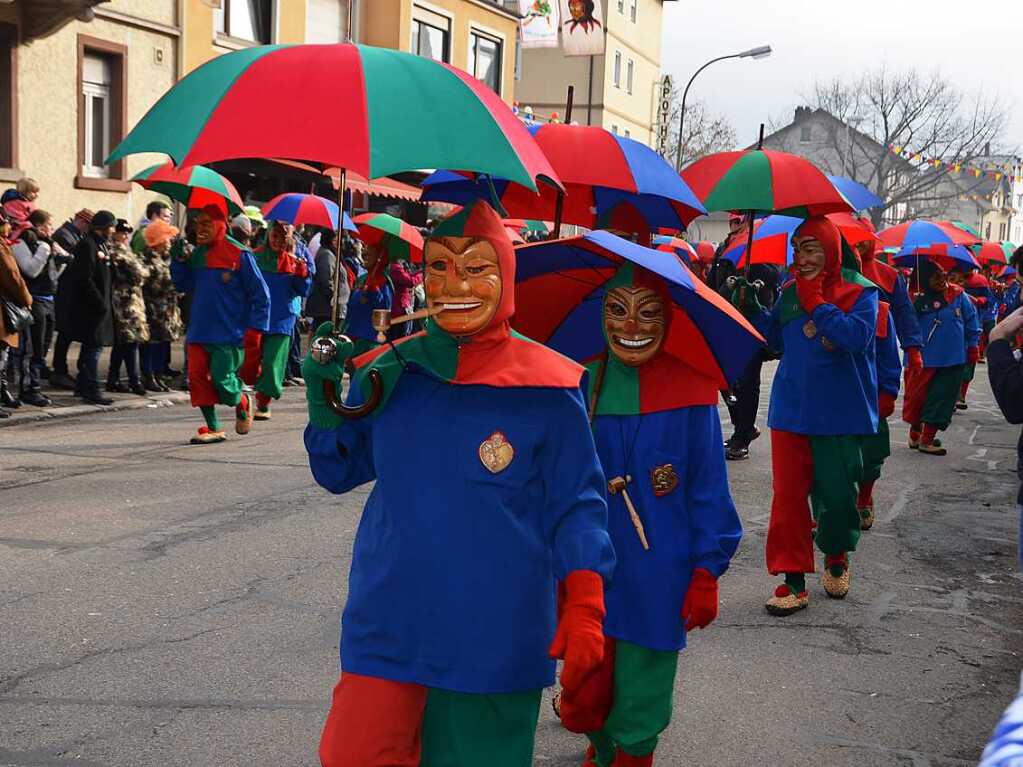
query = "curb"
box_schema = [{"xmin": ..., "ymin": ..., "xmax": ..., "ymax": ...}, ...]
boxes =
[{"xmin": 0, "ymin": 391, "xmax": 191, "ymax": 428}]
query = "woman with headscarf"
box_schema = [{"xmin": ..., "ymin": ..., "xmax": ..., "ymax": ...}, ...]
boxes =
[
  {"xmin": 170, "ymin": 205, "xmax": 269, "ymax": 444},
  {"xmin": 141, "ymin": 219, "xmax": 183, "ymax": 392},
  {"xmin": 303, "ymin": 201, "xmax": 615, "ymax": 767},
  {"xmin": 902, "ymin": 258, "xmax": 981, "ymax": 455},
  {"xmin": 238, "ymin": 220, "xmax": 311, "ymax": 421},
  {"xmin": 733, "ymin": 215, "xmax": 879, "ymax": 614},
  {"xmin": 556, "ymin": 261, "xmax": 741, "ymax": 767}
]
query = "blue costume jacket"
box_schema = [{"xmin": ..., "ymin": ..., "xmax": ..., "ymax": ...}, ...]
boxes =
[
  {"xmin": 305, "ymin": 369, "xmax": 615, "ymax": 694},
  {"xmin": 877, "ymin": 309, "xmax": 902, "ymax": 398},
  {"xmin": 170, "ymin": 241, "xmax": 270, "ymax": 346},
  {"xmin": 754, "ymin": 282, "xmax": 879, "ymax": 436},
  {"xmin": 344, "ymin": 279, "xmax": 393, "ymax": 343},
  {"xmin": 592, "ymin": 406, "xmax": 741, "ymax": 652},
  {"xmin": 253, "ymin": 247, "xmax": 313, "ymax": 336},
  {"xmin": 881, "ymin": 272, "xmax": 923, "ymax": 350},
  {"xmin": 914, "ymin": 291, "xmax": 982, "ymax": 368}
]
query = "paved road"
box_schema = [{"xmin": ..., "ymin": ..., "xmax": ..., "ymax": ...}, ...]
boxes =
[{"xmin": 1, "ymin": 365, "xmax": 1021, "ymax": 766}]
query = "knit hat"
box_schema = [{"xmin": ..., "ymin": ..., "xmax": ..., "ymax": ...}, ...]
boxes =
[
  {"xmin": 91, "ymin": 210, "xmax": 116, "ymax": 230},
  {"xmin": 74, "ymin": 209, "xmax": 94, "ymax": 224},
  {"xmin": 243, "ymin": 205, "xmax": 266, "ymax": 228},
  {"xmin": 144, "ymin": 218, "xmax": 179, "ymax": 248}
]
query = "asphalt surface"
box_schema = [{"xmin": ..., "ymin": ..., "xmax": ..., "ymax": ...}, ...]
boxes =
[{"xmin": 1, "ymin": 363, "xmax": 1021, "ymax": 767}]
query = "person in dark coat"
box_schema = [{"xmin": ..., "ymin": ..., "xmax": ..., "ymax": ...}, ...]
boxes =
[
  {"xmin": 986, "ymin": 303, "xmax": 1023, "ymax": 570},
  {"xmin": 306, "ymin": 228, "xmax": 347, "ymax": 333},
  {"xmin": 66, "ymin": 210, "xmax": 117, "ymax": 405},
  {"xmin": 50, "ymin": 209, "xmax": 93, "ymax": 389}
]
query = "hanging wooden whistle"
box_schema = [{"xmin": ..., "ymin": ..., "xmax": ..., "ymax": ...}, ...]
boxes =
[{"xmin": 607, "ymin": 475, "xmax": 650, "ymax": 550}]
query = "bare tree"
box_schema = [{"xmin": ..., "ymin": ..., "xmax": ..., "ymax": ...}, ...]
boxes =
[
  {"xmin": 774, "ymin": 67, "xmax": 1013, "ymax": 226},
  {"xmin": 664, "ymin": 97, "xmax": 737, "ymax": 168}
]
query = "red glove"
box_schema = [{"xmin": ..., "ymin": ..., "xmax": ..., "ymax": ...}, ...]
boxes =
[
  {"xmin": 681, "ymin": 568, "xmax": 718, "ymax": 631},
  {"xmin": 795, "ymin": 275, "xmax": 826, "ymax": 314},
  {"xmin": 906, "ymin": 347, "xmax": 924, "ymax": 374},
  {"xmin": 238, "ymin": 328, "xmax": 263, "ymax": 385},
  {"xmin": 549, "ymin": 570, "xmax": 606, "ymax": 692},
  {"xmin": 878, "ymin": 391, "xmax": 897, "ymax": 419},
  {"xmin": 967, "ymin": 346, "xmax": 980, "ymax": 365},
  {"xmin": 291, "ymin": 255, "xmax": 309, "ymax": 278}
]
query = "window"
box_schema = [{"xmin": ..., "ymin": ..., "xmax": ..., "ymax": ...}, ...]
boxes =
[
  {"xmin": 630, "ymin": 0, "xmax": 637, "ymax": 22},
  {"xmin": 613, "ymin": 51, "xmax": 621, "ymax": 88},
  {"xmin": 617, "ymin": 0, "xmax": 624, "ymax": 12},
  {"xmin": 799, "ymin": 124, "xmax": 812, "ymax": 143},
  {"xmin": 626, "ymin": 59, "xmax": 634, "ymax": 94},
  {"xmin": 1000, "ymin": 222, "xmax": 1007, "ymax": 240},
  {"xmin": 624, "ymin": 128, "xmax": 631, "ymax": 138},
  {"xmin": 0, "ymin": 24, "xmax": 15, "ymax": 170},
  {"xmin": 76, "ymin": 36, "xmax": 128, "ymax": 191},
  {"xmin": 611, "ymin": 124, "xmax": 619, "ymax": 135},
  {"xmin": 82, "ymin": 55, "xmax": 110, "ymax": 178},
  {"xmin": 986, "ymin": 222, "xmax": 992, "ymax": 240},
  {"xmin": 470, "ymin": 31, "xmax": 502, "ymax": 93},
  {"xmin": 412, "ymin": 6, "xmax": 450, "ymax": 63},
  {"xmin": 215, "ymin": 0, "xmax": 273, "ymax": 44},
  {"xmin": 306, "ymin": 0, "xmax": 344, "ymax": 43}
]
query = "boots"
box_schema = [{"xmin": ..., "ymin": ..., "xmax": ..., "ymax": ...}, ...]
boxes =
[{"xmin": 0, "ymin": 376, "xmax": 21, "ymax": 408}]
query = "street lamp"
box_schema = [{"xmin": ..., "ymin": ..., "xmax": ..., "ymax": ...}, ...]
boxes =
[{"xmin": 674, "ymin": 45, "xmax": 773, "ymax": 172}]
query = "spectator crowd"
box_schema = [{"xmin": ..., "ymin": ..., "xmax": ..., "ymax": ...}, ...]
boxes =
[{"xmin": 0, "ymin": 176, "xmax": 415, "ymax": 419}]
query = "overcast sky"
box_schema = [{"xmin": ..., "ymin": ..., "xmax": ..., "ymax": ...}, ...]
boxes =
[{"xmin": 661, "ymin": 0, "xmax": 1023, "ymax": 154}]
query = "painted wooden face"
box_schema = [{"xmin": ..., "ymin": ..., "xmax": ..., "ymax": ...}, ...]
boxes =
[
  {"xmin": 424, "ymin": 236, "xmax": 502, "ymax": 337},
  {"xmin": 793, "ymin": 236, "xmax": 826, "ymax": 280},
  {"xmin": 194, "ymin": 212, "xmax": 216, "ymax": 246},
  {"xmin": 603, "ymin": 285, "xmax": 666, "ymax": 367}
]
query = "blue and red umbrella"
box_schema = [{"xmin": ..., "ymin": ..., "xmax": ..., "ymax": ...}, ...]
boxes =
[
  {"xmin": 512, "ymin": 230, "xmax": 764, "ymax": 387},
  {"xmin": 827, "ymin": 175, "xmax": 884, "ymax": 212},
  {"xmin": 421, "ymin": 124, "xmax": 706, "ymax": 233},
  {"xmin": 652, "ymin": 235, "xmax": 698, "ymax": 265},
  {"xmin": 879, "ymin": 220, "xmax": 980, "ymax": 270},
  {"xmin": 261, "ymin": 193, "xmax": 356, "ymax": 231},
  {"xmin": 722, "ymin": 212, "xmax": 878, "ymax": 268}
]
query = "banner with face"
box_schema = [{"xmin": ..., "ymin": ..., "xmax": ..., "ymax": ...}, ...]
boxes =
[{"xmin": 559, "ymin": 0, "xmax": 605, "ymax": 56}]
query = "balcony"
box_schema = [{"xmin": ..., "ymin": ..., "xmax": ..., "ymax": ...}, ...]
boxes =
[{"xmin": 13, "ymin": 0, "xmax": 109, "ymax": 43}]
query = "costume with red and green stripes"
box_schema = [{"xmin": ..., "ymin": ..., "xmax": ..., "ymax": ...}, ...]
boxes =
[
  {"xmin": 557, "ymin": 263, "xmax": 741, "ymax": 767},
  {"xmin": 169, "ymin": 206, "xmax": 269, "ymax": 433},
  {"xmin": 305, "ymin": 201, "xmax": 615, "ymax": 767},
  {"xmin": 746, "ymin": 216, "xmax": 878, "ymax": 601}
]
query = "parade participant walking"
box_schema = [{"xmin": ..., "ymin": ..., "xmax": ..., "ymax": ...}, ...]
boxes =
[
  {"xmin": 559, "ymin": 262, "xmax": 742, "ymax": 767},
  {"xmin": 140, "ymin": 219, "xmax": 183, "ymax": 392},
  {"xmin": 734, "ymin": 216, "xmax": 879, "ymax": 614},
  {"xmin": 170, "ymin": 205, "xmax": 269, "ymax": 445},
  {"xmin": 852, "ymin": 228, "xmax": 923, "ymax": 528},
  {"xmin": 66, "ymin": 210, "xmax": 118, "ymax": 406},
  {"xmin": 959, "ymin": 271, "xmax": 998, "ymax": 409},
  {"xmin": 106, "ymin": 220, "xmax": 150, "ymax": 396},
  {"xmin": 342, "ymin": 241, "xmax": 392, "ymax": 357},
  {"xmin": 240, "ymin": 220, "xmax": 310, "ymax": 421},
  {"xmin": 304, "ymin": 201, "xmax": 615, "ymax": 767},
  {"xmin": 901, "ymin": 259, "xmax": 980, "ymax": 456}
]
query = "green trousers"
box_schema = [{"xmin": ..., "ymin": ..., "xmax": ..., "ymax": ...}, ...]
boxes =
[
  {"xmin": 922, "ymin": 364, "xmax": 964, "ymax": 430},
  {"xmin": 587, "ymin": 641, "xmax": 679, "ymax": 765},
  {"xmin": 254, "ymin": 333, "xmax": 291, "ymax": 400},
  {"xmin": 420, "ymin": 688, "xmax": 542, "ymax": 767},
  {"xmin": 809, "ymin": 435, "xmax": 863, "ymax": 557},
  {"xmin": 188, "ymin": 343, "xmax": 243, "ymax": 408},
  {"xmin": 962, "ymin": 361, "xmax": 976, "ymax": 384},
  {"xmin": 859, "ymin": 417, "xmax": 891, "ymax": 486}
]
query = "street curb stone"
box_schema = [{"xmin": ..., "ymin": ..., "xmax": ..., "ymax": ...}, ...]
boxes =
[{"xmin": 0, "ymin": 391, "xmax": 191, "ymax": 428}]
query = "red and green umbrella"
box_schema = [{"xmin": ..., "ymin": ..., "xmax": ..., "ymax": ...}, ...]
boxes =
[
  {"xmin": 504, "ymin": 218, "xmax": 550, "ymax": 235},
  {"xmin": 107, "ymin": 44, "xmax": 559, "ymax": 193},
  {"xmin": 131, "ymin": 161, "xmax": 244, "ymax": 215},
  {"xmin": 681, "ymin": 149, "xmax": 852, "ymax": 218},
  {"xmin": 354, "ymin": 212, "xmax": 424, "ymax": 263},
  {"xmin": 972, "ymin": 241, "xmax": 1016, "ymax": 266}
]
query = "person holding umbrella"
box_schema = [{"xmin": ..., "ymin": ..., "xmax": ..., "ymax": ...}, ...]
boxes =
[
  {"xmin": 303, "ymin": 201, "xmax": 614, "ymax": 767},
  {"xmin": 239, "ymin": 220, "xmax": 311, "ymax": 421},
  {"xmin": 732, "ymin": 216, "xmax": 879, "ymax": 614},
  {"xmin": 342, "ymin": 240, "xmax": 393, "ymax": 358},
  {"xmin": 901, "ymin": 258, "xmax": 981, "ymax": 455},
  {"xmin": 170, "ymin": 205, "xmax": 269, "ymax": 444}
]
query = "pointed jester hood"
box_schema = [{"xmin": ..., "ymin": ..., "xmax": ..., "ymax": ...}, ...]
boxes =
[
  {"xmin": 586, "ymin": 262, "xmax": 720, "ymax": 416},
  {"xmin": 350, "ymin": 200, "xmax": 582, "ymax": 410}
]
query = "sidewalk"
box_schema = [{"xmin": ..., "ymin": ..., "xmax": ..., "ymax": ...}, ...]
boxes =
[{"xmin": 0, "ymin": 387, "xmax": 191, "ymax": 427}]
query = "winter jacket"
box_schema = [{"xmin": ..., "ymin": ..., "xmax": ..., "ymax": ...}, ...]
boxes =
[
  {"xmin": 109, "ymin": 242, "xmax": 150, "ymax": 344},
  {"xmin": 306, "ymin": 246, "xmax": 349, "ymax": 321},
  {"xmin": 66, "ymin": 233, "xmax": 114, "ymax": 347},
  {"xmin": 53, "ymin": 221, "xmax": 87, "ymax": 335},
  {"xmin": 0, "ymin": 238, "xmax": 31, "ymax": 347},
  {"xmin": 988, "ymin": 339, "xmax": 1023, "ymax": 505},
  {"xmin": 141, "ymin": 248, "xmax": 183, "ymax": 343}
]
